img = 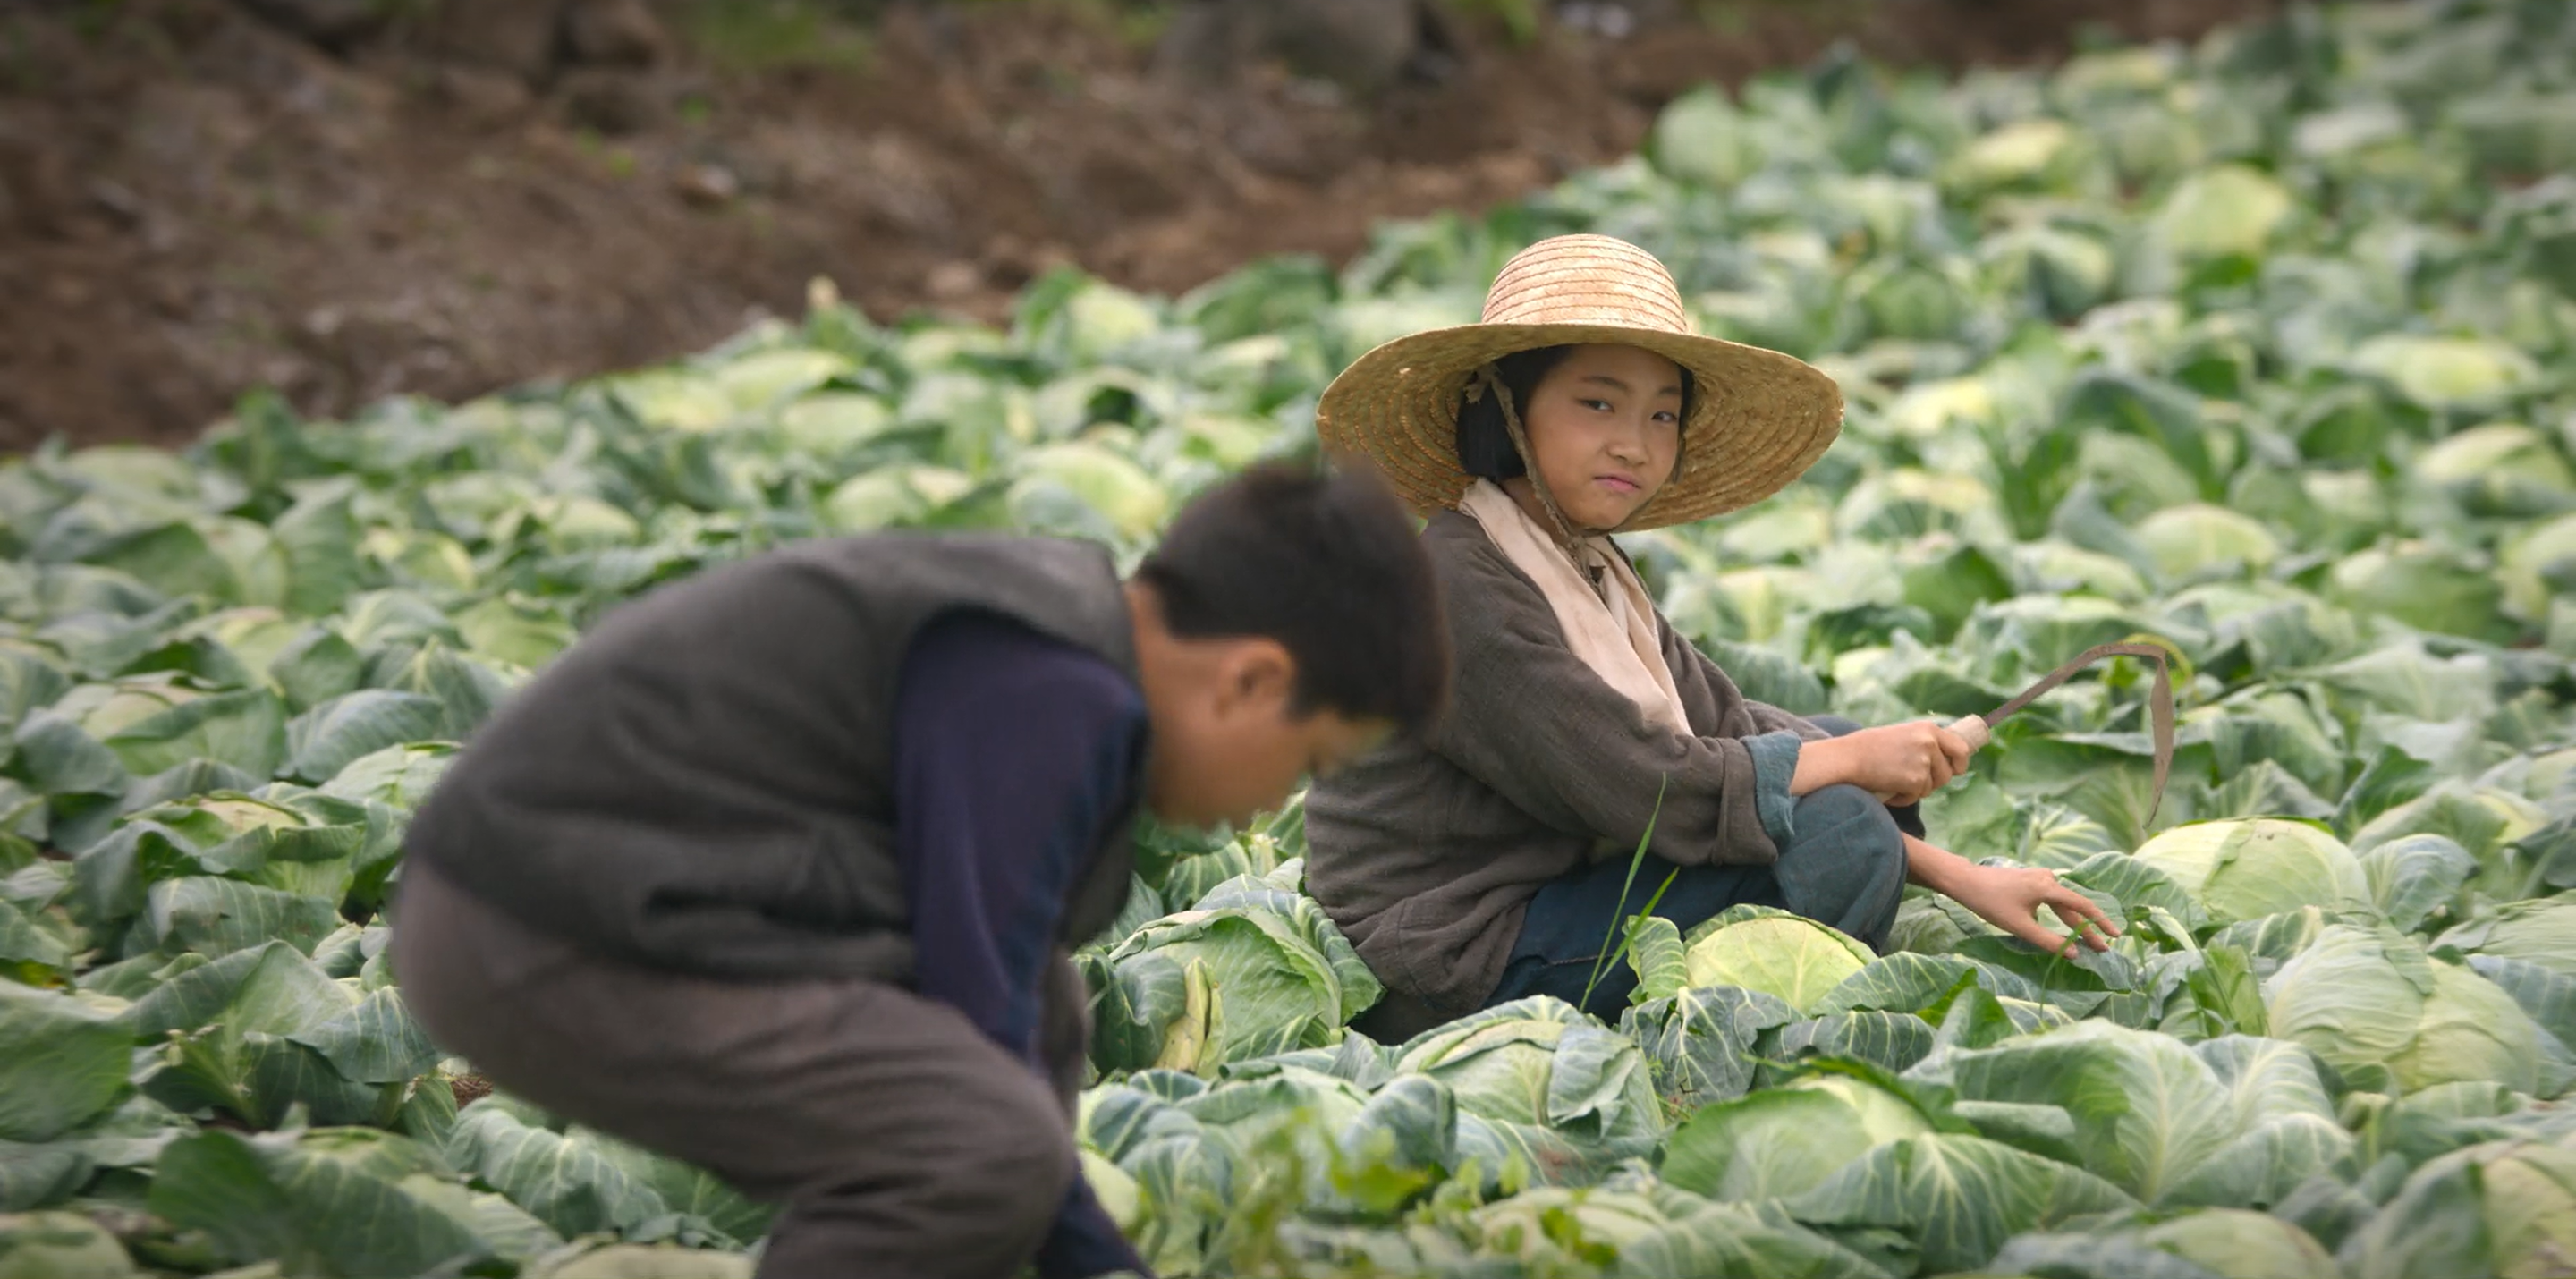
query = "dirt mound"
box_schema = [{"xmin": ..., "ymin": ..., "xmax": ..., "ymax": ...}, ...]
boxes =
[{"xmin": 0, "ymin": 0, "xmax": 2282, "ymax": 450}]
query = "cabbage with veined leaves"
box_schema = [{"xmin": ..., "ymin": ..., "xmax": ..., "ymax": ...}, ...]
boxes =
[
  {"xmin": 1673, "ymin": 904, "xmax": 1878, "ymax": 1016},
  {"xmin": 2263, "ymin": 923, "xmax": 2556, "ymax": 1097},
  {"xmin": 1089, "ymin": 894, "xmax": 1380, "ymax": 1079},
  {"xmin": 1658, "ymin": 1069, "xmax": 1935, "ymax": 1201},
  {"xmin": 2131, "ymin": 818, "xmax": 2372, "ymax": 926},
  {"xmin": 1391, "ymin": 996, "xmax": 1666, "ymax": 1187}
]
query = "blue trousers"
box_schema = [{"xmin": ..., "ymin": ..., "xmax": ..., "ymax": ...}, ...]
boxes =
[{"xmin": 1485, "ymin": 717, "xmax": 1916, "ymax": 1020}]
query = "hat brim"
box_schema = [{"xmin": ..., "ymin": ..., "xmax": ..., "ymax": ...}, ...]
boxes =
[{"xmin": 1315, "ymin": 322, "xmax": 1844, "ymax": 531}]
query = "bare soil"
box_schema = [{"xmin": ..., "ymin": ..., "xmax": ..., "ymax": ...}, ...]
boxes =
[{"xmin": 0, "ymin": 0, "xmax": 2284, "ymax": 451}]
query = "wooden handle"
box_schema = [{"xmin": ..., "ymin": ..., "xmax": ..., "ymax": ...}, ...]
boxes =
[{"xmin": 1947, "ymin": 714, "xmax": 1991, "ymax": 751}]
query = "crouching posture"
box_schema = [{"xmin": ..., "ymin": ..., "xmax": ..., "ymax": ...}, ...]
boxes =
[
  {"xmin": 1304, "ymin": 234, "xmax": 2116, "ymax": 1042},
  {"xmin": 391, "ymin": 463, "xmax": 1447, "ymax": 1279}
]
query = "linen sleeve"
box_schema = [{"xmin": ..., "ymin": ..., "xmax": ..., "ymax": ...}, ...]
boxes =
[
  {"xmin": 1652, "ymin": 612, "xmax": 1821, "ymax": 843},
  {"xmin": 1427, "ymin": 538, "xmax": 1787, "ymax": 868}
]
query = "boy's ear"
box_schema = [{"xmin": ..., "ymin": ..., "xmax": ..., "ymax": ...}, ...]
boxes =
[{"xmin": 1220, "ymin": 638, "xmax": 1299, "ymax": 715}]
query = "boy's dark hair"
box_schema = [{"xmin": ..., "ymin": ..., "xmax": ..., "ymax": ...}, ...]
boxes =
[
  {"xmin": 1455, "ymin": 344, "xmax": 1698, "ymax": 482},
  {"xmin": 1135, "ymin": 461, "xmax": 1449, "ymax": 733}
]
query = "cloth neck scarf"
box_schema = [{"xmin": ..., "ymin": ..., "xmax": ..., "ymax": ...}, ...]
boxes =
[{"xmin": 1457, "ymin": 478, "xmax": 1691, "ymax": 733}]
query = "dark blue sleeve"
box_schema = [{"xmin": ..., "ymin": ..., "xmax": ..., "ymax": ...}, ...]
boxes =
[
  {"xmin": 893, "ymin": 612, "xmax": 1154, "ymax": 1279},
  {"xmin": 1036, "ymin": 1181, "xmax": 1148, "ymax": 1279}
]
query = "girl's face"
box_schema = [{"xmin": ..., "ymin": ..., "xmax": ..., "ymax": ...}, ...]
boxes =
[{"xmin": 1510, "ymin": 343, "xmax": 1685, "ymax": 534}]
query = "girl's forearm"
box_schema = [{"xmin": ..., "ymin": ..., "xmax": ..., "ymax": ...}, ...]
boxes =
[{"xmin": 1901, "ymin": 834, "xmax": 1976, "ymax": 894}]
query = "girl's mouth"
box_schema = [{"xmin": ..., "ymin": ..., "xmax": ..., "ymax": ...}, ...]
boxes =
[{"xmin": 1597, "ymin": 475, "xmax": 1640, "ymax": 496}]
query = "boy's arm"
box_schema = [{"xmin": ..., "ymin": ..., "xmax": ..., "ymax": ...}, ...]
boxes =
[{"xmin": 894, "ymin": 612, "xmax": 1155, "ymax": 1279}]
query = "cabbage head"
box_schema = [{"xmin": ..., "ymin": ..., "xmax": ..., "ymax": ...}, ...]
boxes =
[
  {"xmin": 2326, "ymin": 542, "xmax": 2513, "ymax": 641},
  {"xmin": 1929, "ymin": 1023, "xmax": 2354, "ymax": 1208},
  {"xmin": 2134, "ymin": 503, "xmax": 2283, "ymax": 580},
  {"xmin": 2132, "ymin": 819, "xmax": 2373, "ymax": 925},
  {"xmin": 2153, "ymin": 164, "xmax": 2297, "ymax": 260},
  {"xmin": 1648, "ymin": 86, "xmax": 1761, "ymax": 191},
  {"xmin": 2416, "ymin": 422, "xmax": 2576, "ymax": 518},
  {"xmin": 2338, "ymin": 1139, "xmax": 2576, "ymax": 1279},
  {"xmin": 1981, "ymin": 224, "xmax": 2119, "ymax": 321},
  {"xmin": 2351, "ymin": 784, "xmax": 2547, "ymax": 879},
  {"xmin": 2263, "ymin": 924, "xmax": 2544, "ymax": 1095},
  {"xmin": 2501, "ymin": 512, "xmax": 2576, "ymax": 622},
  {"xmin": 1658, "ymin": 1071, "xmax": 1933, "ymax": 1201},
  {"xmin": 1680, "ymin": 904, "xmax": 1877, "ymax": 1014},
  {"xmin": 1393, "ymin": 996, "xmax": 1665, "ymax": 1186},
  {"xmin": 2435, "ymin": 894, "xmax": 2576, "ymax": 980},
  {"xmin": 2351, "ymin": 334, "xmax": 2546, "ymax": 415},
  {"xmin": 1459, "ymin": 1186, "xmax": 1676, "ymax": 1268},
  {"xmin": 1089, "ymin": 896, "xmax": 1380, "ymax": 1077},
  {"xmin": 0, "ymin": 1214, "xmax": 139, "ymax": 1279},
  {"xmin": 1992, "ymin": 1207, "xmax": 2340, "ymax": 1279},
  {"xmin": 1151, "ymin": 1063, "xmax": 1464, "ymax": 1219}
]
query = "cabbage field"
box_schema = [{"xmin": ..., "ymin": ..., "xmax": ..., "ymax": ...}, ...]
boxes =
[{"xmin": 7, "ymin": 0, "xmax": 2576, "ymax": 1275}]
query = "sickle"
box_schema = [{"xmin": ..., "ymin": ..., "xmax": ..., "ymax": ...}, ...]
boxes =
[{"xmin": 1945, "ymin": 641, "xmax": 2179, "ymax": 826}]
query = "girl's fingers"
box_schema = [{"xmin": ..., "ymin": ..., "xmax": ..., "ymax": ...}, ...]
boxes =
[
  {"xmin": 2055, "ymin": 885, "xmax": 2119, "ymax": 935},
  {"xmin": 2047, "ymin": 902, "xmax": 2104, "ymax": 951},
  {"xmin": 2010, "ymin": 913, "xmax": 2080, "ymax": 958},
  {"xmin": 2046, "ymin": 889, "xmax": 2120, "ymax": 950}
]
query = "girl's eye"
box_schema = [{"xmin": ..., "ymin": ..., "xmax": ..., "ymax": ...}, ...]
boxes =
[
  {"xmin": 1654, "ymin": 411, "xmax": 1681, "ymax": 424},
  {"xmin": 1581, "ymin": 399, "xmax": 1614, "ymax": 412}
]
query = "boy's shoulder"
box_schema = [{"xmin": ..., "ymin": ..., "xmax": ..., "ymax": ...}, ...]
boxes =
[
  {"xmin": 771, "ymin": 528, "xmax": 1110, "ymax": 570},
  {"xmin": 724, "ymin": 529, "xmax": 1124, "ymax": 609},
  {"xmin": 904, "ymin": 609, "xmax": 1145, "ymax": 715}
]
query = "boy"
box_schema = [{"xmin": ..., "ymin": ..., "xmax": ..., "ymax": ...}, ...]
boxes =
[{"xmin": 390, "ymin": 462, "xmax": 1449, "ymax": 1279}]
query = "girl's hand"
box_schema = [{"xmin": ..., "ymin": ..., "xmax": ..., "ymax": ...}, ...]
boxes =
[
  {"xmin": 1946, "ymin": 863, "xmax": 2121, "ymax": 957},
  {"xmin": 1791, "ymin": 722, "xmax": 1975, "ymax": 806}
]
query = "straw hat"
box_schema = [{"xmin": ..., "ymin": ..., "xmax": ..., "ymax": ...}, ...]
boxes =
[{"xmin": 1316, "ymin": 233, "xmax": 1844, "ymax": 531}]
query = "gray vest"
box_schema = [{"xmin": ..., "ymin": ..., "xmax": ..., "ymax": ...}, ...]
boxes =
[{"xmin": 404, "ymin": 533, "xmax": 1143, "ymax": 982}]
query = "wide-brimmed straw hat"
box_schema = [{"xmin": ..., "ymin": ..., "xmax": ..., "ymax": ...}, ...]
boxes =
[{"xmin": 1316, "ymin": 233, "xmax": 1844, "ymax": 531}]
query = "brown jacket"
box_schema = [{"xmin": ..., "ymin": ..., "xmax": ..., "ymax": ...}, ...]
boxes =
[{"xmin": 1305, "ymin": 510, "xmax": 1826, "ymax": 1025}]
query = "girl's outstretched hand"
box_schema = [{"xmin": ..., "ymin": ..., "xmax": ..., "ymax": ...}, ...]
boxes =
[
  {"xmin": 1946, "ymin": 862, "xmax": 2121, "ymax": 957},
  {"xmin": 1790, "ymin": 721, "xmax": 1975, "ymax": 806}
]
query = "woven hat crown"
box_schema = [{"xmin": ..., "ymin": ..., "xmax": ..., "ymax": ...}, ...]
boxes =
[
  {"xmin": 1314, "ymin": 233, "xmax": 1843, "ymax": 530},
  {"xmin": 1479, "ymin": 234, "xmax": 1695, "ymax": 334}
]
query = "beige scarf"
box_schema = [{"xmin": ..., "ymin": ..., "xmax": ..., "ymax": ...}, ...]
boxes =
[{"xmin": 1458, "ymin": 479, "xmax": 1691, "ymax": 733}]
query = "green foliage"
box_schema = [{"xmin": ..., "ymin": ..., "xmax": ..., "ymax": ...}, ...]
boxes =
[{"xmin": 8, "ymin": 1, "xmax": 2576, "ymax": 1273}]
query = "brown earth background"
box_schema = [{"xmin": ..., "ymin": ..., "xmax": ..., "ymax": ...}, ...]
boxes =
[{"xmin": 0, "ymin": 0, "xmax": 2288, "ymax": 453}]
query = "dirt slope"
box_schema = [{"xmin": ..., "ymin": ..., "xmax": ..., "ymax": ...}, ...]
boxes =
[{"xmin": 0, "ymin": 0, "xmax": 2279, "ymax": 450}]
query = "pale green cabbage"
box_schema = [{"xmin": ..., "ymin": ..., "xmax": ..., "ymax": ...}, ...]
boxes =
[
  {"xmin": 2133, "ymin": 819, "xmax": 2373, "ymax": 925},
  {"xmin": 1680, "ymin": 906, "xmax": 1878, "ymax": 1015},
  {"xmin": 1658, "ymin": 1072, "xmax": 1933, "ymax": 1202},
  {"xmin": 2263, "ymin": 924, "xmax": 2543, "ymax": 1095}
]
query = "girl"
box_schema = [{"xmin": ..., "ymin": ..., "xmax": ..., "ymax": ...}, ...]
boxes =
[{"xmin": 1304, "ymin": 233, "xmax": 2114, "ymax": 1042}]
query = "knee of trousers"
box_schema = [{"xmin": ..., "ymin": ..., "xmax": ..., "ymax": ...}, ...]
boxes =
[
  {"xmin": 1792, "ymin": 783, "xmax": 1902, "ymax": 848},
  {"xmin": 1806, "ymin": 714, "xmax": 1864, "ymax": 739},
  {"xmin": 814, "ymin": 1080, "xmax": 1079, "ymax": 1254},
  {"xmin": 1782, "ymin": 785, "xmax": 1909, "ymax": 912},
  {"xmin": 935, "ymin": 1080, "xmax": 1080, "ymax": 1213}
]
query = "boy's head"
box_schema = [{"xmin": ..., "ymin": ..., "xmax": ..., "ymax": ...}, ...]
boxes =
[{"xmin": 1126, "ymin": 460, "xmax": 1448, "ymax": 829}]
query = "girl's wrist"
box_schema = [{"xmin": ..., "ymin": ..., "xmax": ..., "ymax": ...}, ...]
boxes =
[{"xmin": 1787, "ymin": 735, "xmax": 1849, "ymax": 796}]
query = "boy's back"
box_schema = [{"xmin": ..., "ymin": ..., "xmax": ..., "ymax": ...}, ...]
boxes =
[
  {"xmin": 390, "ymin": 462, "xmax": 1449, "ymax": 1279},
  {"xmin": 407, "ymin": 531, "xmax": 1142, "ymax": 983}
]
